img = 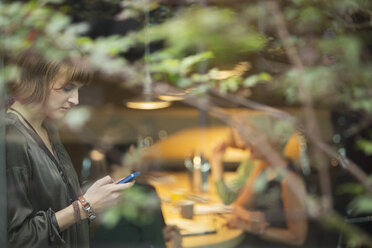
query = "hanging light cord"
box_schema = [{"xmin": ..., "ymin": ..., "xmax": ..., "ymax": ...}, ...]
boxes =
[{"xmin": 143, "ymin": 0, "xmax": 152, "ymax": 95}]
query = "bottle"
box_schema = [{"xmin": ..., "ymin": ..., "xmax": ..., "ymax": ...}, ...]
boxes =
[
  {"xmin": 184, "ymin": 153, "xmax": 194, "ymax": 191},
  {"xmin": 200, "ymin": 153, "xmax": 210, "ymax": 192},
  {"xmin": 192, "ymin": 153, "xmax": 203, "ymax": 192}
]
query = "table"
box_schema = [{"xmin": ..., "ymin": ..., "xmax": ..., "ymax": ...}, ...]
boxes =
[{"xmin": 150, "ymin": 172, "xmax": 245, "ymax": 248}]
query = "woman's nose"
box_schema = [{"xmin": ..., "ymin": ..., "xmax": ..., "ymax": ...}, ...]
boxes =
[{"xmin": 68, "ymin": 89, "xmax": 79, "ymax": 105}]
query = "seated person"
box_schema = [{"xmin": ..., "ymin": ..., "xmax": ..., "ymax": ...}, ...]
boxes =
[
  {"xmin": 228, "ymin": 132, "xmax": 308, "ymax": 247},
  {"xmin": 209, "ymin": 128, "xmax": 261, "ymax": 205},
  {"xmin": 90, "ymin": 144, "xmax": 182, "ymax": 248}
]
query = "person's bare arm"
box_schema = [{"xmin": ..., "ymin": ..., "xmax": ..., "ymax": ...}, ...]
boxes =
[
  {"xmin": 210, "ymin": 141, "xmax": 227, "ymax": 182},
  {"xmin": 234, "ymin": 162, "xmax": 265, "ymax": 209},
  {"xmin": 259, "ymin": 173, "xmax": 308, "ymax": 246}
]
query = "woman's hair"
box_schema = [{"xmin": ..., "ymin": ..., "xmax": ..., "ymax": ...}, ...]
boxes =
[
  {"xmin": 7, "ymin": 51, "xmax": 91, "ymax": 104},
  {"xmin": 230, "ymin": 116, "xmax": 295, "ymax": 151}
]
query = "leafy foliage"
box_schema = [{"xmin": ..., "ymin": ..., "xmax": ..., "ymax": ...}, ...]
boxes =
[
  {"xmin": 2, "ymin": 0, "xmax": 372, "ymax": 246},
  {"xmin": 101, "ymin": 185, "xmax": 161, "ymax": 228}
]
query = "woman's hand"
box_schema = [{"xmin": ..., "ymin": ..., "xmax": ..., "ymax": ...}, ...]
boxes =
[
  {"xmin": 233, "ymin": 205, "xmax": 252, "ymax": 220},
  {"xmin": 83, "ymin": 175, "xmax": 134, "ymax": 213},
  {"xmin": 210, "ymin": 141, "xmax": 228, "ymax": 182},
  {"xmin": 211, "ymin": 141, "xmax": 228, "ymax": 163},
  {"xmin": 163, "ymin": 225, "xmax": 182, "ymax": 248},
  {"xmin": 228, "ymin": 210, "xmax": 269, "ymax": 235}
]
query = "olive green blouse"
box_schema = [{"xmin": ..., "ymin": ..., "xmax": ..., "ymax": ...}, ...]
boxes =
[
  {"xmin": 215, "ymin": 159, "xmax": 258, "ymax": 205},
  {"xmin": 6, "ymin": 113, "xmax": 89, "ymax": 247}
]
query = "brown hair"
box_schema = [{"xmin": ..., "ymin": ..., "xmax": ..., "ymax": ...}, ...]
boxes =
[{"xmin": 7, "ymin": 51, "xmax": 91, "ymax": 104}]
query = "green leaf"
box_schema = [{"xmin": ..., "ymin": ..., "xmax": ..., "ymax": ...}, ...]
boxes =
[
  {"xmin": 291, "ymin": 0, "xmax": 305, "ymax": 6},
  {"xmin": 101, "ymin": 208, "xmax": 121, "ymax": 228},
  {"xmin": 220, "ymin": 77, "xmax": 240, "ymax": 92},
  {"xmin": 144, "ymin": 7, "xmax": 266, "ymax": 63},
  {"xmin": 337, "ymin": 183, "xmax": 365, "ymax": 195},
  {"xmin": 349, "ymin": 195, "xmax": 372, "ymax": 215},
  {"xmin": 66, "ymin": 22, "xmax": 89, "ymax": 36},
  {"xmin": 45, "ymin": 13, "xmax": 70, "ymax": 35},
  {"xmin": 179, "ymin": 52, "xmax": 213, "ymax": 75},
  {"xmin": 177, "ymin": 77, "xmax": 192, "ymax": 88},
  {"xmin": 87, "ymin": 36, "xmax": 134, "ymax": 56},
  {"xmin": 0, "ymin": 65, "xmax": 20, "ymax": 83},
  {"xmin": 151, "ymin": 58, "xmax": 180, "ymax": 75},
  {"xmin": 258, "ymin": 72, "xmax": 272, "ymax": 82},
  {"xmin": 336, "ymin": 0, "xmax": 361, "ymax": 13},
  {"xmin": 356, "ymin": 139, "xmax": 372, "ymax": 155},
  {"xmin": 76, "ymin": 37, "xmax": 92, "ymax": 46},
  {"xmin": 319, "ymin": 36, "xmax": 361, "ymax": 66},
  {"xmin": 243, "ymin": 75, "xmax": 259, "ymax": 87},
  {"xmin": 243, "ymin": 72, "xmax": 270, "ymax": 87},
  {"xmin": 191, "ymin": 73, "xmax": 210, "ymax": 83},
  {"xmin": 115, "ymin": 9, "xmax": 140, "ymax": 21},
  {"xmin": 299, "ymin": 7, "xmax": 323, "ymax": 25},
  {"xmin": 38, "ymin": 0, "xmax": 65, "ymax": 5},
  {"xmin": 208, "ymin": 68, "xmax": 219, "ymax": 80}
]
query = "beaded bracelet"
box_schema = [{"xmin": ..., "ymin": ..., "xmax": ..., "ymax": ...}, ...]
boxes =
[{"xmin": 72, "ymin": 200, "xmax": 82, "ymax": 225}]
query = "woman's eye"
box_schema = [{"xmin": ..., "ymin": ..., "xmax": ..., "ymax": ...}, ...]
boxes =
[{"xmin": 63, "ymin": 85, "xmax": 75, "ymax": 92}]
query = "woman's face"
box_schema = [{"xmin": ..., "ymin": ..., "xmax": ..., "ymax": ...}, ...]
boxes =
[
  {"xmin": 231, "ymin": 129, "xmax": 264, "ymax": 160},
  {"xmin": 248, "ymin": 145, "xmax": 265, "ymax": 160},
  {"xmin": 231, "ymin": 129, "xmax": 249, "ymax": 149},
  {"xmin": 43, "ymin": 75, "xmax": 82, "ymax": 120}
]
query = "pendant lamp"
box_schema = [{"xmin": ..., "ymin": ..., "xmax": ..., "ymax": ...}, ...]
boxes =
[
  {"xmin": 158, "ymin": 91, "xmax": 186, "ymax": 102},
  {"xmin": 125, "ymin": 1, "xmax": 171, "ymax": 110}
]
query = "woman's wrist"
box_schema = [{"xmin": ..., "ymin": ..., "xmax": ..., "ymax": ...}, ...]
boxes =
[
  {"xmin": 78, "ymin": 196, "xmax": 96, "ymax": 221},
  {"xmin": 210, "ymin": 156, "xmax": 223, "ymax": 165},
  {"xmin": 77, "ymin": 200, "xmax": 88, "ymax": 220},
  {"xmin": 72, "ymin": 200, "xmax": 82, "ymax": 225},
  {"xmin": 259, "ymin": 224, "xmax": 269, "ymax": 237},
  {"xmin": 211, "ymin": 161, "xmax": 223, "ymax": 180},
  {"xmin": 212, "ymin": 170, "xmax": 223, "ymax": 182}
]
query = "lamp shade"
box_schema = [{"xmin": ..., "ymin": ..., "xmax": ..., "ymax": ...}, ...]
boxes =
[
  {"xmin": 125, "ymin": 94, "xmax": 171, "ymax": 110},
  {"xmin": 158, "ymin": 92, "xmax": 186, "ymax": 101}
]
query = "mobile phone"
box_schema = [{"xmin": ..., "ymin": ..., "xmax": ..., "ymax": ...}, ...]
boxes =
[{"xmin": 117, "ymin": 172, "xmax": 141, "ymax": 184}]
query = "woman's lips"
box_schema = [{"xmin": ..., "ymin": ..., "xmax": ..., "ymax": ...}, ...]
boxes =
[{"xmin": 60, "ymin": 107, "xmax": 70, "ymax": 112}]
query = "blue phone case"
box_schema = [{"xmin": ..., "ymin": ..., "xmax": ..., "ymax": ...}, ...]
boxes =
[{"xmin": 117, "ymin": 172, "xmax": 141, "ymax": 184}]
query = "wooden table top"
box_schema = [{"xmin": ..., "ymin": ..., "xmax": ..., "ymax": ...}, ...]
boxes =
[{"xmin": 150, "ymin": 172, "xmax": 244, "ymax": 248}]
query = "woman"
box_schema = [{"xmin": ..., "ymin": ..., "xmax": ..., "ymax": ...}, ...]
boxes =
[
  {"xmin": 210, "ymin": 128, "xmax": 261, "ymax": 205},
  {"xmin": 227, "ymin": 132, "xmax": 308, "ymax": 247},
  {"xmin": 5, "ymin": 53, "xmax": 133, "ymax": 247}
]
